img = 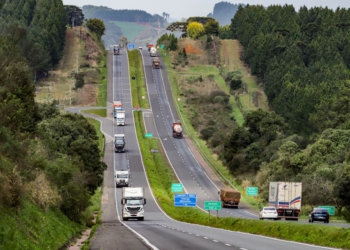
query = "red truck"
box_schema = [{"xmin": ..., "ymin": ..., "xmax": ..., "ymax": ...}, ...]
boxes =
[{"xmin": 148, "ymin": 43, "xmax": 154, "ymax": 52}]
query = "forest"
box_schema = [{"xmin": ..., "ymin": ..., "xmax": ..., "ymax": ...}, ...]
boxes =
[
  {"xmin": 0, "ymin": 0, "xmax": 106, "ymax": 225},
  {"xmin": 221, "ymin": 5, "xmax": 350, "ymax": 218}
]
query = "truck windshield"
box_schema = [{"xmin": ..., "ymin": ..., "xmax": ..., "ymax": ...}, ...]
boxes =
[
  {"xmin": 117, "ymin": 174, "xmax": 128, "ymax": 178},
  {"xmin": 126, "ymin": 199, "xmax": 142, "ymax": 205},
  {"xmin": 115, "ymin": 140, "xmax": 124, "ymax": 145}
]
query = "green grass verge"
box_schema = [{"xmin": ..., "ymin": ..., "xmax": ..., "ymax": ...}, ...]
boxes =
[
  {"xmin": 0, "ymin": 201, "xmax": 82, "ymax": 249},
  {"xmin": 97, "ymin": 51, "xmax": 108, "ymax": 107},
  {"xmin": 134, "ymin": 110, "xmax": 350, "ymax": 249},
  {"xmin": 82, "ymin": 109, "xmax": 107, "ymax": 117},
  {"xmin": 128, "ymin": 50, "xmax": 150, "ymax": 109}
]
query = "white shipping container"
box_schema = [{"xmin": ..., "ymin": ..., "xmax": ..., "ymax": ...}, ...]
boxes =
[{"xmin": 269, "ymin": 182, "xmax": 302, "ymax": 209}]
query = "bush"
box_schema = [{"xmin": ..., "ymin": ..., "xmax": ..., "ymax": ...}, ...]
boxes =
[{"xmin": 74, "ymin": 72, "xmax": 85, "ymax": 89}]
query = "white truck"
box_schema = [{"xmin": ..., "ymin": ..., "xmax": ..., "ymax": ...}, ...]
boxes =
[
  {"xmin": 115, "ymin": 169, "xmax": 130, "ymax": 187},
  {"xmin": 114, "ymin": 134, "xmax": 126, "ymax": 153},
  {"xmin": 116, "ymin": 110, "xmax": 125, "ymax": 126},
  {"xmin": 150, "ymin": 46, "xmax": 157, "ymax": 57},
  {"xmin": 269, "ymin": 182, "xmax": 302, "ymax": 221},
  {"xmin": 121, "ymin": 187, "xmax": 146, "ymax": 221}
]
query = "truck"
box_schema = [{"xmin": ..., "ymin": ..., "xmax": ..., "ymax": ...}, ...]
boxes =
[
  {"xmin": 147, "ymin": 43, "xmax": 154, "ymax": 51},
  {"xmin": 150, "ymin": 47, "xmax": 157, "ymax": 57},
  {"xmin": 113, "ymin": 101, "xmax": 122, "ymax": 118},
  {"xmin": 114, "ymin": 134, "xmax": 126, "ymax": 153},
  {"xmin": 172, "ymin": 122, "xmax": 183, "ymax": 138},
  {"xmin": 116, "ymin": 110, "xmax": 126, "ymax": 126},
  {"xmin": 268, "ymin": 182, "xmax": 302, "ymax": 221},
  {"xmin": 152, "ymin": 57, "xmax": 160, "ymax": 69},
  {"xmin": 121, "ymin": 187, "xmax": 146, "ymax": 221},
  {"xmin": 219, "ymin": 188, "xmax": 241, "ymax": 208},
  {"xmin": 113, "ymin": 44, "xmax": 120, "ymax": 55},
  {"xmin": 115, "ymin": 169, "xmax": 130, "ymax": 187}
]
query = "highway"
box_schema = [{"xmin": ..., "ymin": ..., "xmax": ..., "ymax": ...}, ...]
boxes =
[{"xmin": 67, "ymin": 48, "xmax": 341, "ymax": 250}]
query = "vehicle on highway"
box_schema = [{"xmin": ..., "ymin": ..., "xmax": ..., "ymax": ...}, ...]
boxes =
[
  {"xmin": 113, "ymin": 44, "xmax": 120, "ymax": 55},
  {"xmin": 152, "ymin": 57, "xmax": 160, "ymax": 69},
  {"xmin": 269, "ymin": 182, "xmax": 302, "ymax": 220},
  {"xmin": 115, "ymin": 169, "xmax": 130, "ymax": 187},
  {"xmin": 121, "ymin": 187, "xmax": 146, "ymax": 221},
  {"xmin": 219, "ymin": 188, "xmax": 241, "ymax": 208},
  {"xmin": 172, "ymin": 122, "xmax": 183, "ymax": 138},
  {"xmin": 259, "ymin": 207, "xmax": 279, "ymax": 220},
  {"xmin": 308, "ymin": 208, "xmax": 330, "ymax": 223},
  {"xmin": 114, "ymin": 134, "xmax": 126, "ymax": 153},
  {"xmin": 116, "ymin": 110, "xmax": 126, "ymax": 126},
  {"xmin": 138, "ymin": 46, "xmax": 142, "ymax": 50}
]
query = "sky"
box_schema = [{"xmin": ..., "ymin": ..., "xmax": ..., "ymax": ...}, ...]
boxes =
[{"xmin": 62, "ymin": 0, "xmax": 350, "ymax": 20}]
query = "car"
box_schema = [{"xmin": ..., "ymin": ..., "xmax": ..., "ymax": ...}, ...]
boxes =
[
  {"xmin": 138, "ymin": 46, "xmax": 142, "ymax": 50},
  {"xmin": 308, "ymin": 208, "xmax": 329, "ymax": 223},
  {"xmin": 259, "ymin": 206, "xmax": 279, "ymax": 220}
]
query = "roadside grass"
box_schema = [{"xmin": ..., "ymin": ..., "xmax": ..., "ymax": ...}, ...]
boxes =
[
  {"xmin": 82, "ymin": 109, "xmax": 107, "ymax": 117},
  {"xmin": 134, "ymin": 109, "xmax": 350, "ymax": 249},
  {"xmin": 0, "ymin": 201, "xmax": 82, "ymax": 249},
  {"xmin": 97, "ymin": 51, "xmax": 108, "ymax": 107},
  {"xmin": 85, "ymin": 117, "xmax": 105, "ymax": 155},
  {"xmin": 113, "ymin": 21, "xmax": 147, "ymax": 41},
  {"xmin": 128, "ymin": 50, "xmax": 150, "ymax": 109}
]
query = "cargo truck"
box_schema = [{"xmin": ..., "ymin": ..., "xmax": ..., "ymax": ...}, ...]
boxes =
[
  {"xmin": 172, "ymin": 122, "xmax": 183, "ymax": 138},
  {"xmin": 113, "ymin": 44, "xmax": 120, "ymax": 55},
  {"xmin": 115, "ymin": 169, "xmax": 130, "ymax": 187},
  {"xmin": 116, "ymin": 110, "xmax": 125, "ymax": 126},
  {"xmin": 150, "ymin": 47, "xmax": 157, "ymax": 57},
  {"xmin": 219, "ymin": 188, "xmax": 241, "ymax": 208},
  {"xmin": 121, "ymin": 187, "xmax": 146, "ymax": 221},
  {"xmin": 152, "ymin": 57, "xmax": 160, "ymax": 69},
  {"xmin": 147, "ymin": 43, "xmax": 154, "ymax": 51},
  {"xmin": 113, "ymin": 101, "xmax": 122, "ymax": 118},
  {"xmin": 269, "ymin": 182, "xmax": 302, "ymax": 221},
  {"xmin": 114, "ymin": 134, "xmax": 126, "ymax": 153}
]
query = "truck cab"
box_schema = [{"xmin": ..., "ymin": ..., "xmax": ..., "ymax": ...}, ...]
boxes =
[
  {"xmin": 115, "ymin": 170, "xmax": 130, "ymax": 187},
  {"xmin": 121, "ymin": 187, "xmax": 146, "ymax": 221},
  {"xmin": 114, "ymin": 134, "xmax": 126, "ymax": 153},
  {"xmin": 113, "ymin": 101, "xmax": 123, "ymax": 118}
]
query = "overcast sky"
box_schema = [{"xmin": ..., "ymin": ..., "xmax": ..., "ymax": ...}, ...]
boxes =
[{"xmin": 62, "ymin": 0, "xmax": 350, "ymax": 20}]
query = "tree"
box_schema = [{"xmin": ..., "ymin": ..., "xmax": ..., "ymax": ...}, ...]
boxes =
[
  {"xmin": 86, "ymin": 18, "xmax": 105, "ymax": 40},
  {"xmin": 204, "ymin": 19, "xmax": 219, "ymax": 36},
  {"xmin": 119, "ymin": 35, "xmax": 128, "ymax": 48},
  {"xmin": 187, "ymin": 22, "xmax": 205, "ymax": 39}
]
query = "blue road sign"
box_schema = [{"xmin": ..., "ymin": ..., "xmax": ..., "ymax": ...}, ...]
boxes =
[
  {"xmin": 174, "ymin": 194, "xmax": 197, "ymax": 207},
  {"xmin": 128, "ymin": 43, "xmax": 135, "ymax": 49}
]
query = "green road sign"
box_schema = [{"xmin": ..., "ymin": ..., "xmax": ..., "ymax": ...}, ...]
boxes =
[
  {"xmin": 318, "ymin": 206, "xmax": 335, "ymax": 216},
  {"xmin": 246, "ymin": 187, "xmax": 258, "ymax": 196},
  {"xmin": 160, "ymin": 44, "xmax": 165, "ymax": 49},
  {"xmin": 171, "ymin": 183, "xmax": 183, "ymax": 192},
  {"xmin": 204, "ymin": 201, "xmax": 222, "ymax": 211},
  {"xmin": 145, "ymin": 133, "xmax": 153, "ymax": 138}
]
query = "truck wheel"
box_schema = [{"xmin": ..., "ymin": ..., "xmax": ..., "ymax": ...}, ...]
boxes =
[
  {"xmin": 138, "ymin": 217, "xmax": 144, "ymax": 221},
  {"xmin": 122, "ymin": 217, "xmax": 128, "ymax": 221}
]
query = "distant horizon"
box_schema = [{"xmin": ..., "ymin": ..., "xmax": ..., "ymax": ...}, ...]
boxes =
[{"xmin": 62, "ymin": 0, "xmax": 350, "ymax": 20}]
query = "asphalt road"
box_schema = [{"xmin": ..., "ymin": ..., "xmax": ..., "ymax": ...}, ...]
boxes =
[{"xmin": 66, "ymin": 49, "xmax": 341, "ymax": 250}]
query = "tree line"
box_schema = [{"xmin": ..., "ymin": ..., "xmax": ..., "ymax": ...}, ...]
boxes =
[
  {"xmin": 220, "ymin": 5, "xmax": 350, "ymax": 218},
  {"xmin": 0, "ymin": 0, "xmax": 106, "ymax": 224}
]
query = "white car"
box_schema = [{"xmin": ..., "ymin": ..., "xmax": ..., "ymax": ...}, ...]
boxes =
[{"xmin": 259, "ymin": 207, "xmax": 279, "ymax": 220}]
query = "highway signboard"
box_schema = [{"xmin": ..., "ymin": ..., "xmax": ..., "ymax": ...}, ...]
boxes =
[
  {"xmin": 145, "ymin": 133, "xmax": 153, "ymax": 138},
  {"xmin": 174, "ymin": 194, "xmax": 196, "ymax": 207},
  {"xmin": 171, "ymin": 183, "xmax": 183, "ymax": 192},
  {"xmin": 246, "ymin": 187, "xmax": 258, "ymax": 196},
  {"xmin": 128, "ymin": 43, "xmax": 135, "ymax": 49},
  {"xmin": 318, "ymin": 206, "xmax": 335, "ymax": 216},
  {"xmin": 204, "ymin": 201, "xmax": 222, "ymax": 210}
]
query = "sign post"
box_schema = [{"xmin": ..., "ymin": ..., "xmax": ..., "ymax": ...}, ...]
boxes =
[
  {"xmin": 204, "ymin": 201, "xmax": 222, "ymax": 223},
  {"xmin": 174, "ymin": 194, "xmax": 196, "ymax": 207},
  {"xmin": 246, "ymin": 187, "xmax": 258, "ymax": 196}
]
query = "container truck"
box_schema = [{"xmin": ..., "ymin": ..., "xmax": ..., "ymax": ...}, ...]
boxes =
[
  {"xmin": 219, "ymin": 188, "xmax": 241, "ymax": 208},
  {"xmin": 172, "ymin": 122, "xmax": 183, "ymax": 138},
  {"xmin": 116, "ymin": 110, "xmax": 126, "ymax": 126},
  {"xmin": 152, "ymin": 57, "xmax": 160, "ymax": 69},
  {"xmin": 115, "ymin": 169, "xmax": 130, "ymax": 187},
  {"xmin": 121, "ymin": 187, "xmax": 146, "ymax": 221},
  {"xmin": 114, "ymin": 134, "xmax": 126, "ymax": 153},
  {"xmin": 269, "ymin": 182, "xmax": 302, "ymax": 220},
  {"xmin": 147, "ymin": 43, "xmax": 154, "ymax": 51},
  {"xmin": 150, "ymin": 47, "xmax": 157, "ymax": 57},
  {"xmin": 113, "ymin": 101, "xmax": 122, "ymax": 118}
]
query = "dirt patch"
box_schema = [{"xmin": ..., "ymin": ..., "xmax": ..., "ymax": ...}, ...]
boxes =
[{"xmin": 35, "ymin": 27, "xmax": 103, "ymax": 107}]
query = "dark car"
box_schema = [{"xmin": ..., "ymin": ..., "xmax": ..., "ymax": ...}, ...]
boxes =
[{"xmin": 308, "ymin": 208, "xmax": 330, "ymax": 223}]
